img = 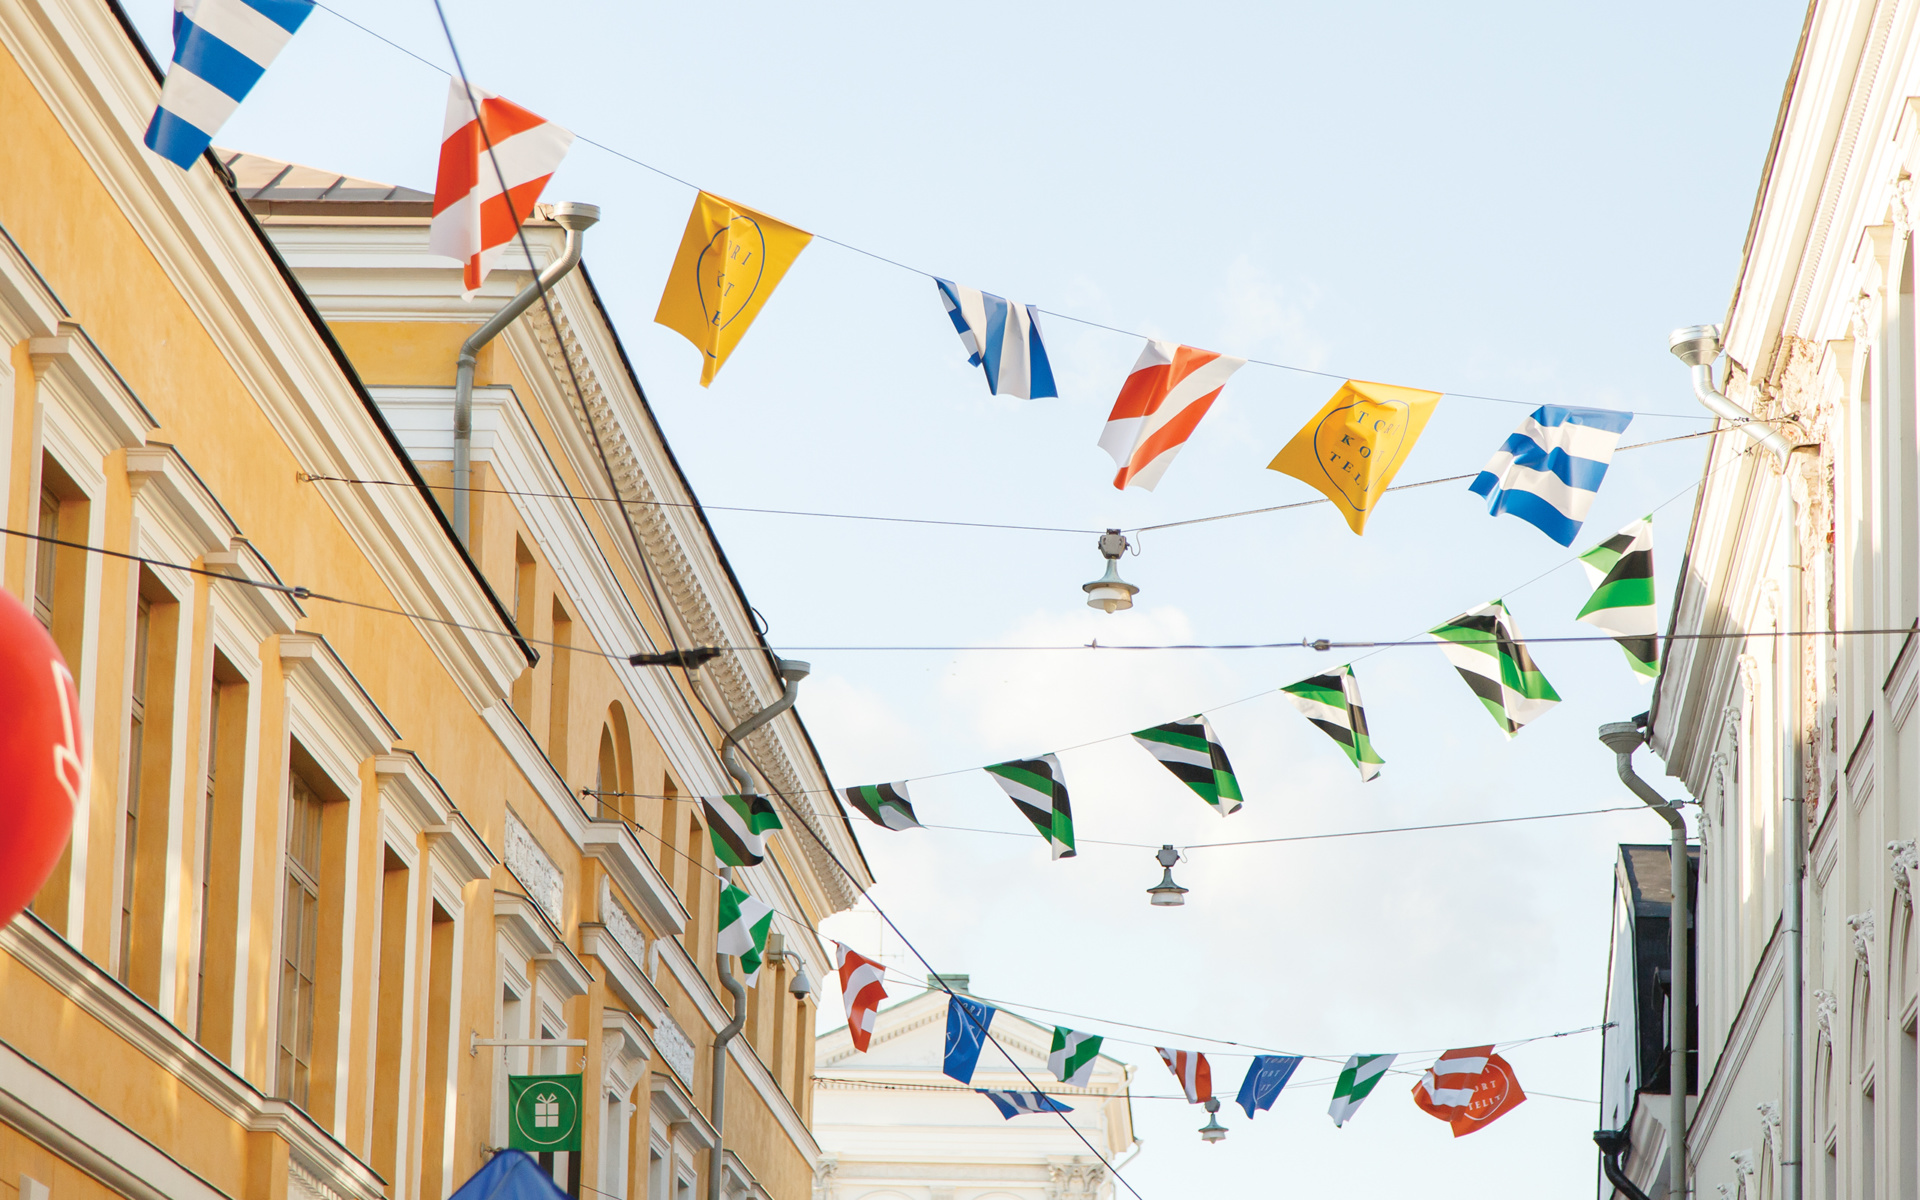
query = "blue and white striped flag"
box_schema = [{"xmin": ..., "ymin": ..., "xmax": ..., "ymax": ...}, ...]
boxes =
[
  {"xmin": 934, "ymin": 278, "xmax": 1058, "ymax": 399},
  {"xmin": 144, "ymin": 0, "xmax": 314, "ymax": 170},
  {"xmin": 1468, "ymin": 405, "xmax": 1633, "ymax": 546},
  {"xmin": 978, "ymin": 1089, "xmax": 1074, "ymax": 1119}
]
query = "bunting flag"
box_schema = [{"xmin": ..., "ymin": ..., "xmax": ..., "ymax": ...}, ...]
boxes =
[
  {"xmin": 1469, "ymin": 405, "xmax": 1633, "ymax": 546},
  {"xmin": 428, "ymin": 80, "xmax": 575, "ymax": 300},
  {"xmin": 1235, "ymin": 1054, "xmax": 1303, "ymax": 1119},
  {"xmin": 1267, "ymin": 381, "xmax": 1442, "ymax": 535},
  {"xmin": 703, "ymin": 793, "xmax": 782, "ymax": 867},
  {"xmin": 985, "ymin": 755, "xmax": 1075, "ymax": 859},
  {"xmin": 1130, "ymin": 716, "xmax": 1243, "ymax": 816},
  {"xmin": 843, "ymin": 782, "xmax": 921, "ymax": 831},
  {"xmin": 1279, "ymin": 665, "xmax": 1384, "ymax": 782},
  {"xmin": 1328, "ymin": 1053, "xmax": 1396, "ymax": 1127},
  {"xmin": 833, "ymin": 942, "xmax": 887, "ymax": 1052},
  {"xmin": 1157, "ymin": 1048, "xmax": 1212, "ymax": 1104},
  {"xmin": 933, "ymin": 279, "xmax": 1058, "ymax": 399},
  {"xmin": 1577, "ymin": 518, "xmax": 1659, "ymax": 680},
  {"xmin": 1412, "ymin": 1048, "xmax": 1527, "ymax": 1137},
  {"xmin": 1429, "ymin": 600, "xmax": 1560, "ymax": 738},
  {"xmin": 655, "ymin": 192, "xmax": 812, "ymax": 386},
  {"xmin": 144, "ymin": 0, "xmax": 314, "ymax": 170},
  {"xmin": 714, "ymin": 883, "xmax": 774, "ymax": 985},
  {"xmin": 943, "ymin": 994, "xmax": 997, "ymax": 1084},
  {"xmin": 1048, "ymin": 1028, "xmax": 1104, "ymax": 1089},
  {"xmin": 979, "ymin": 1089, "xmax": 1074, "ymax": 1119},
  {"xmin": 1099, "ymin": 342, "xmax": 1247, "ymax": 491}
]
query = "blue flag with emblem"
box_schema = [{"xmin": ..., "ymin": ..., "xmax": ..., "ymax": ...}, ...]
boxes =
[
  {"xmin": 446, "ymin": 1150, "xmax": 567, "ymax": 1200},
  {"xmin": 145, "ymin": 0, "xmax": 314, "ymax": 169},
  {"xmin": 1235, "ymin": 1054, "xmax": 1304, "ymax": 1118},
  {"xmin": 942, "ymin": 993, "xmax": 997, "ymax": 1083}
]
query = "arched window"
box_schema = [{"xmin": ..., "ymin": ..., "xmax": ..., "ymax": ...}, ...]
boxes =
[{"xmin": 597, "ymin": 727, "xmax": 620, "ymax": 820}]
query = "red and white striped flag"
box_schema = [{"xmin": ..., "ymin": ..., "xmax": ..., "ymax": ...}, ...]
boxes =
[
  {"xmin": 834, "ymin": 941, "xmax": 888, "ymax": 1053},
  {"xmin": 429, "ymin": 79, "xmax": 573, "ymax": 299},
  {"xmin": 1098, "ymin": 341, "xmax": 1246, "ymax": 491},
  {"xmin": 1157, "ymin": 1047, "xmax": 1212, "ymax": 1104},
  {"xmin": 1411, "ymin": 1046, "xmax": 1527, "ymax": 1136}
]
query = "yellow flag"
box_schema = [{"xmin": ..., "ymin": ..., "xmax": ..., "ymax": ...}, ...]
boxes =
[
  {"xmin": 1267, "ymin": 380, "xmax": 1442, "ymax": 535},
  {"xmin": 654, "ymin": 192, "xmax": 811, "ymax": 386}
]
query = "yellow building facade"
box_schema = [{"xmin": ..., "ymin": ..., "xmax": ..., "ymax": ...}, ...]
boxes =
[{"xmin": 0, "ymin": 5, "xmax": 870, "ymax": 1200}]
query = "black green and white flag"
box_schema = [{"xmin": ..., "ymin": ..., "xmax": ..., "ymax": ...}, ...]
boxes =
[
  {"xmin": 1577, "ymin": 517, "xmax": 1658, "ymax": 681},
  {"xmin": 843, "ymin": 782, "xmax": 921, "ymax": 831},
  {"xmin": 1429, "ymin": 600, "xmax": 1561, "ymax": 738},
  {"xmin": 715, "ymin": 882, "xmax": 774, "ymax": 985},
  {"xmin": 1048, "ymin": 1027, "xmax": 1104, "ymax": 1088},
  {"xmin": 1327, "ymin": 1053, "xmax": 1396, "ymax": 1127},
  {"xmin": 704, "ymin": 793, "xmax": 782, "ymax": 867},
  {"xmin": 985, "ymin": 754, "xmax": 1076, "ymax": 859},
  {"xmin": 1131, "ymin": 716, "xmax": 1244, "ymax": 816},
  {"xmin": 1279, "ymin": 665, "xmax": 1384, "ymax": 782}
]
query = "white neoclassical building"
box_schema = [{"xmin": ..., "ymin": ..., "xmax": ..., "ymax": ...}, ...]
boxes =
[
  {"xmin": 1604, "ymin": 2, "xmax": 1920, "ymax": 1198},
  {"xmin": 812, "ymin": 980, "xmax": 1139, "ymax": 1200}
]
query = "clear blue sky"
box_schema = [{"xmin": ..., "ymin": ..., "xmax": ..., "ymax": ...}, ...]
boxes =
[{"xmin": 128, "ymin": 0, "xmax": 1809, "ymax": 1192}]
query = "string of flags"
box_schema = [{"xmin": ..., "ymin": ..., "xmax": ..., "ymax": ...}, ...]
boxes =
[
  {"xmin": 829, "ymin": 982, "xmax": 1532, "ymax": 1137},
  {"xmin": 825, "ymin": 516, "xmax": 1654, "ymax": 853},
  {"xmin": 139, "ymin": 48, "xmax": 1678, "ymax": 541}
]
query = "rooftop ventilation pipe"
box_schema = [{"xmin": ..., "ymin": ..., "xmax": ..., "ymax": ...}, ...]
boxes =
[
  {"xmin": 1598, "ymin": 719, "xmax": 1689, "ymax": 1200},
  {"xmin": 1671, "ymin": 325, "xmax": 1812, "ymax": 1200},
  {"xmin": 708, "ymin": 656, "xmax": 809, "ymax": 1200},
  {"xmin": 451, "ymin": 202, "xmax": 601, "ymax": 546}
]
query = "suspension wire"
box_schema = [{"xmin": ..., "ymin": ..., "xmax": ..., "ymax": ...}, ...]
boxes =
[
  {"xmin": 296, "ymin": 425, "xmax": 1730, "ymax": 541},
  {"xmin": 309, "ymin": 0, "xmax": 1712, "ymax": 425}
]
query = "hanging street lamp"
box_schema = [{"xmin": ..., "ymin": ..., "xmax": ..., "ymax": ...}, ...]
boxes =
[
  {"xmin": 1199, "ymin": 1097, "xmax": 1227, "ymax": 1143},
  {"xmin": 1083, "ymin": 529, "xmax": 1138, "ymax": 613},
  {"xmin": 1147, "ymin": 844, "xmax": 1188, "ymax": 906}
]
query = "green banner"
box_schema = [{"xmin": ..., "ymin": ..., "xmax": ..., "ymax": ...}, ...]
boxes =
[{"xmin": 508, "ymin": 1074, "xmax": 583, "ymax": 1152}]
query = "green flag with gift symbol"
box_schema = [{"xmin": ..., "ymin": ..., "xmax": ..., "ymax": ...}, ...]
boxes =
[{"xmin": 508, "ymin": 1073, "xmax": 583, "ymax": 1152}]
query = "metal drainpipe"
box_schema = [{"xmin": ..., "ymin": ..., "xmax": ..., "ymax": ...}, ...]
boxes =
[
  {"xmin": 1593, "ymin": 1129, "xmax": 1657, "ymax": 1200},
  {"xmin": 706, "ymin": 657, "xmax": 810, "ymax": 1200},
  {"xmin": 451, "ymin": 202, "xmax": 600, "ymax": 546},
  {"xmin": 1671, "ymin": 325, "xmax": 1812, "ymax": 1200},
  {"xmin": 1599, "ymin": 721, "xmax": 1689, "ymax": 1200}
]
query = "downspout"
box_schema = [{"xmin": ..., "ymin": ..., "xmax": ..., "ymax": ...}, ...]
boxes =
[
  {"xmin": 451, "ymin": 202, "xmax": 601, "ymax": 546},
  {"xmin": 707, "ymin": 656, "xmax": 810, "ymax": 1200},
  {"xmin": 1594, "ymin": 1129, "xmax": 1657, "ymax": 1200},
  {"xmin": 1670, "ymin": 326, "xmax": 1812, "ymax": 1200},
  {"xmin": 1599, "ymin": 720, "xmax": 1689, "ymax": 1200}
]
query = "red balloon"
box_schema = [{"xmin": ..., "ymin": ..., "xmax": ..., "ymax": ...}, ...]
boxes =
[{"xmin": 0, "ymin": 585, "xmax": 83, "ymax": 927}]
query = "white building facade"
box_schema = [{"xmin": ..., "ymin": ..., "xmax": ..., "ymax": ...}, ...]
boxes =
[
  {"xmin": 1615, "ymin": 2, "xmax": 1920, "ymax": 1198},
  {"xmin": 812, "ymin": 984, "xmax": 1138, "ymax": 1200}
]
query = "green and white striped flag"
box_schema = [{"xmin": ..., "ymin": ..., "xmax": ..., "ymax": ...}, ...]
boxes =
[
  {"xmin": 1429, "ymin": 600, "xmax": 1560, "ymax": 738},
  {"xmin": 1328, "ymin": 1053, "xmax": 1396, "ymax": 1127},
  {"xmin": 715, "ymin": 883, "xmax": 774, "ymax": 985},
  {"xmin": 1131, "ymin": 716, "xmax": 1244, "ymax": 816},
  {"xmin": 843, "ymin": 782, "xmax": 921, "ymax": 831},
  {"xmin": 1048, "ymin": 1027, "xmax": 1104, "ymax": 1088},
  {"xmin": 1577, "ymin": 517, "xmax": 1658, "ymax": 681},
  {"xmin": 704, "ymin": 793, "xmax": 783, "ymax": 867},
  {"xmin": 985, "ymin": 755, "xmax": 1076, "ymax": 859},
  {"xmin": 1280, "ymin": 665, "xmax": 1384, "ymax": 782}
]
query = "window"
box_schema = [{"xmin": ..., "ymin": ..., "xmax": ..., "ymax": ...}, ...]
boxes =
[
  {"xmin": 597, "ymin": 728, "xmax": 620, "ymax": 820},
  {"xmin": 1903, "ymin": 1022, "xmax": 1918, "ymax": 1200},
  {"xmin": 419, "ymin": 902, "xmax": 457, "ymax": 1200},
  {"xmin": 1866, "ymin": 1085, "xmax": 1878, "ymax": 1200},
  {"xmin": 278, "ymin": 772, "xmax": 324, "ymax": 1108},
  {"xmin": 549, "ymin": 599, "xmax": 572, "ymax": 774},
  {"xmin": 511, "ymin": 539, "xmax": 539, "ymax": 720},
  {"xmin": 196, "ymin": 655, "xmax": 249, "ymax": 1056},
  {"xmin": 33, "ymin": 486, "xmax": 57, "ymax": 629},
  {"xmin": 370, "ymin": 849, "xmax": 411, "ymax": 1192},
  {"xmin": 119, "ymin": 595, "xmax": 152, "ymax": 983},
  {"xmin": 647, "ymin": 1148, "xmax": 665, "ymax": 1200}
]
